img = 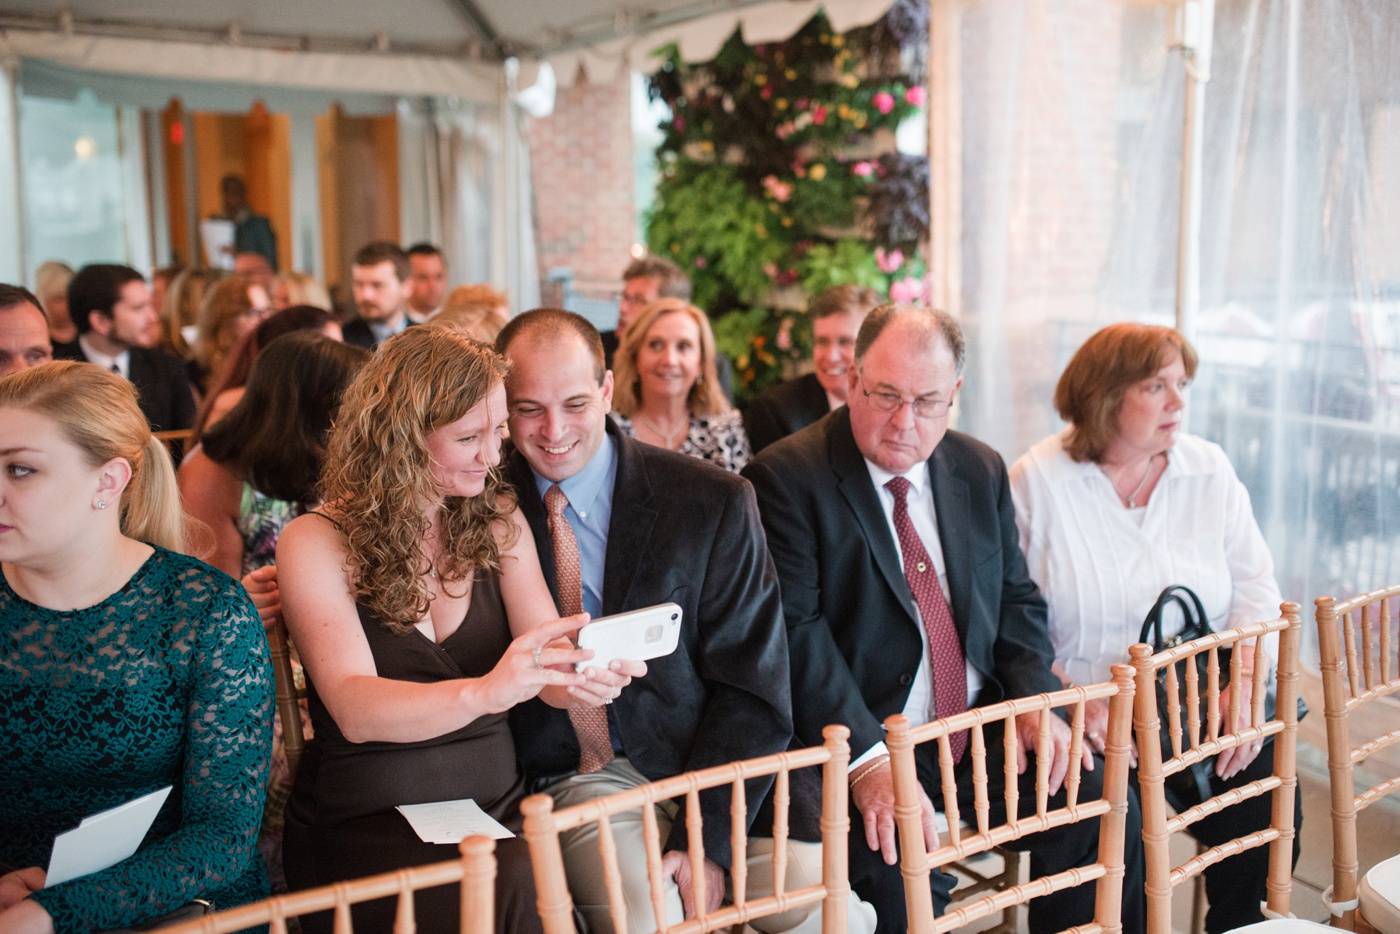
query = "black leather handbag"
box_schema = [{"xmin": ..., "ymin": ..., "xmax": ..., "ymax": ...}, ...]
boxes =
[{"xmin": 1137, "ymin": 584, "xmax": 1306, "ymax": 804}]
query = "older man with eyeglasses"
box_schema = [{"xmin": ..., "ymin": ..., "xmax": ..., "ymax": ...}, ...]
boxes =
[{"xmin": 741, "ymin": 303, "xmax": 1145, "ymax": 934}]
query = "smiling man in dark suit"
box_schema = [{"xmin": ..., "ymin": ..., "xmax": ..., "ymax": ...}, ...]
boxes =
[
  {"xmin": 744, "ymin": 284, "xmax": 882, "ymax": 454},
  {"xmin": 56, "ymin": 264, "xmax": 195, "ymax": 433},
  {"xmin": 496, "ymin": 309, "xmax": 810, "ymax": 934},
  {"xmin": 742, "ymin": 304, "xmax": 1144, "ymax": 934}
]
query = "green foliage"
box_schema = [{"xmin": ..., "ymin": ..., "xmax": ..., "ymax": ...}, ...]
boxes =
[{"xmin": 644, "ymin": 7, "xmax": 931, "ymax": 402}]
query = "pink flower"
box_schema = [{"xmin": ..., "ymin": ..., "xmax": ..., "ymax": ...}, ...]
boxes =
[
  {"xmin": 776, "ymin": 320, "xmax": 793, "ymax": 351},
  {"xmin": 760, "ymin": 85, "xmax": 773, "ymax": 100},
  {"xmin": 873, "ymin": 91, "xmax": 896, "ymax": 115},
  {"xmin": 904, "ymin": 85, "xmax": 927, "ymax": 107},
  {"xmin": 775, "ymin": 122, "xmax": 793, "ymax": 140},
  {"xmin": 890, "ymin": 276, "xmax": 922, "ymax": 304},
  {"xmin": 852, "ymin": 160, "xmax": 876, "ymax": 179},
  {"xmin": 763, "ymin": 263, "xmax": 779, "ymax": 280},
  {"xmin": 694, "ymin": 256, "xmax": 707, "ymax": 269},
  {"xmin": 673, "ymin": 116, "xmax": 686, "ymax": 133},
  {"xmin": 762, "ymin": 175, "xmax": 793, "ymax": 202},
  {"xmin": 812, "ymin": 105, "xmax": 827, "ymax": 125},
  {"xmin": 875, "ymin": 247, "xmax": 905, "ymax": 274}
]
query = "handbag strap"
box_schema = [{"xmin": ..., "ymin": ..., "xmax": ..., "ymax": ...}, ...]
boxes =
[{"xmin": 1138, "ymin": 584, "xmax": 1212, "ymax": 650}]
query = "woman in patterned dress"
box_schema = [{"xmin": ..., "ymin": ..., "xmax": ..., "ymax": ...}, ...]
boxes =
[
  {"xmin": 612, "ymin": 297, "xmax": 751, "ymax": 472},
  {"xmin": 177, "ymin": 331, "xmax": 368, "ymax": 892}
]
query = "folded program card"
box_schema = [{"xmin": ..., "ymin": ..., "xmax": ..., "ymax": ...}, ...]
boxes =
[
  {"xmin": 46, "ymin": 786, "xmax": 173, "ymax": 887},
  {"xmin": 395, "ymin": 798, "xmax": 514, "ymax": 844}
]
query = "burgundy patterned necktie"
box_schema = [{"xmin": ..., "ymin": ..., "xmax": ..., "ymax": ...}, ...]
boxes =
[
  {"xmin": 545, "ymin": 484, "xmax": 614, "ymax": 774},
  {"xmin": 885, "ymin": 476, "xmax": 969, "ymax": 760}
]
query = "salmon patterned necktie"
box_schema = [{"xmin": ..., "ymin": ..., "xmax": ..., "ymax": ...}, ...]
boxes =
[
  {"xmin": 545, "ymin": 484, "xmax": 614, "ymax": 774},
  {"xmin": 885, "ymin": 476, "xmax": 969, "ymax": 761}
]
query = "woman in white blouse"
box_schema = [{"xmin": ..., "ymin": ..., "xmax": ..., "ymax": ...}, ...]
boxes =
[{"xmin": 1009, "ymin": 322, "xmax": 1299, "ymax": 934}]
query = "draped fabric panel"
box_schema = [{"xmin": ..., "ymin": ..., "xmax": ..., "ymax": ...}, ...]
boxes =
[{"xmin": 954, "ymin": 0, "xmax": 1400, "ymax": 656}]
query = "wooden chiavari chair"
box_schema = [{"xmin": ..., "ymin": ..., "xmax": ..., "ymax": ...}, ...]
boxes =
[
  {"xmin": 887, "ymin": 665, "xmax": 1138, "ymax": 934},
  {"xmin": 154, "ymin": 428, "xmax": 193, "ymax": 462},
  {"xmin": 1316, "ymin": 588, "xmax": 1400, "ymax": 933},
  {"xmin": 522, "ymin": 724, "xmax": 853, "ymax": 934},
  {"xmin": 158, "ymin": 836, "xmax": 499, "ymax": 934},
  {"xmin": 267, "ymin": 612, "xmax": 306, "ymax": 780},
  {"xmin": 1131, "ymin": 604, "xmax": 1324, "ymax": 934}
]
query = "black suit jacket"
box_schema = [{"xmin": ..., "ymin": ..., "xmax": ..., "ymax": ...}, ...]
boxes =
[
  {"xmin": 741, "ymin": 407, "xmax": 1059, "ymax": 760},
  {"xmin": 341, "ymin": 317, "xmax": 378, "ymax": 350},
  {"xmin": 505, "ymin": 422, "xmax": 791, "ymax": 868},
  {"xmin": 743, "ymin": 373, "xmax": 830, "ymax": 454},
  {"xmin": 55, "ymin": 343, "xmax": 196, "ymax": 434}
]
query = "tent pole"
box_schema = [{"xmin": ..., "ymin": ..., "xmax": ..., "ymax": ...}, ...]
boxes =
[
  {"xmin": 1174, "ymin": 0, "xmax": 1213, "ymax": 342},
  {"xmin": 929, "ymin": 0, "xmax": 962, "ymax": 324},
  {"xmin": 1, "ymin": 58, "xmax": 26, "ymax": 283}
]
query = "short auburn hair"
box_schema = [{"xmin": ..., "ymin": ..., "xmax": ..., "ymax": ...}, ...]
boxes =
[{"xmin": 1055, "ymin": 322, "xmax": 1198, "ymax": 463}]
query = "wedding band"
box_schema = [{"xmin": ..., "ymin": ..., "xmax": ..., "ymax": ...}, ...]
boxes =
[{"xmin": 532, "ymin": 647, "xmax": 543, "ymax": 668}]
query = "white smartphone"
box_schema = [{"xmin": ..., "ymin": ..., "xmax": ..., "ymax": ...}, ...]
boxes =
[{"xmin": 575, "ymin": 603, "xmax": 683, "ymax": 672}]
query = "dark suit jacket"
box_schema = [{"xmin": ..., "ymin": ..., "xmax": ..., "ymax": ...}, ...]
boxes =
[
  {"xmin": 505, "ymin": 421, "xmax": 792, "ymax": 868},
  {"xmin": 741, "ymin": 407, "xmax": 1059, "ymax": 760},
  {"xmin": 54, "ymin": 343, "xmax": 196, "ymax": 434},
  {"xmin": 341, "ymin": 317, "xmax": 378, "ymax": 350},
  {"xmin": 233, "ymin": 213, "xmax": 278, "ymax": 270},
  {"xmin": 744, "ymin": 373, "xmax": 830, "ymax": 455}
]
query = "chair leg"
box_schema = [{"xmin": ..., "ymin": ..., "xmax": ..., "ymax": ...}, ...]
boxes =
[{"xmin": 1190, "ymin": 842, "xmax": 1207, "ymax": 934}]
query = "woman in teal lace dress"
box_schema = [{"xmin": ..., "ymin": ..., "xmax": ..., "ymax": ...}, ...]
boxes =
[{"xmin": 0, "ymin": 362, "xmax": 272, "ymax": 934}]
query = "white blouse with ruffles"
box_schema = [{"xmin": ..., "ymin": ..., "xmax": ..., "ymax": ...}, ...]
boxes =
[{"xmin": 1009, "ymin": 430, "xmax": 1282, "ymax": 686}]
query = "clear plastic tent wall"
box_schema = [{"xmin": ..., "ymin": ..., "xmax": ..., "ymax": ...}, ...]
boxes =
[{"xmin": 953, "ymin": 0, "xmax": 1400, "ymax": 655}]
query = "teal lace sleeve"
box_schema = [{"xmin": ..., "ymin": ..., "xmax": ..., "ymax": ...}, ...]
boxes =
[{"xmin": 0, "ymin": 549, "xmax": 273, "ymax": 933}]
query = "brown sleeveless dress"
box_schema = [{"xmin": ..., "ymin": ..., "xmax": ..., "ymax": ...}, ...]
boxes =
[{"xmin": 283, "ymin": 572, "xmax": 544, "ymax": 934}]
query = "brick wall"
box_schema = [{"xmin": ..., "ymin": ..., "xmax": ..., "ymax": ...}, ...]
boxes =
[{"xmin": 527, "ymin": 71, "xmax": 636, "ymax": 317}]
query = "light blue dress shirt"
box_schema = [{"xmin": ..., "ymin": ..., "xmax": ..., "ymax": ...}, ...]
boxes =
[{"xmin": 530, "ymin": 434, "xmax": 617, "ymax": 620}]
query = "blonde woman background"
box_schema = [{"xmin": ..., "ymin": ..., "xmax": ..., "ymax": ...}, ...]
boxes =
[{"xmin": 612, "ymin": 297, "xmax": 751, "ymax": 472}]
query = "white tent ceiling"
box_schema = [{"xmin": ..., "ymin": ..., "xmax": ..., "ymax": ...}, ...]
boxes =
[{"xmin": 0, "ymin": 0, "xmax": 900, "ymax": 97}]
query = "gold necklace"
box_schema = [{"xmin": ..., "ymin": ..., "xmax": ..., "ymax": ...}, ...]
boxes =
[{"xmin": 638, "ymin": 413, "xmax": 686, "ymax": 448}]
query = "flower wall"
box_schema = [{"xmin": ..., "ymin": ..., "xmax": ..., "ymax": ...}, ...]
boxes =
[{"xmin": 644, "ymin": 1, "xmax": 931, "ymax": 401}]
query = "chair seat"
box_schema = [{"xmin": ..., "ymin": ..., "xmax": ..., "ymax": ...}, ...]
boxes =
[
  {"xmin": 1227, "ymin": 920, "xmax": 1334, "ymax": 934},
  {"xmin": 1361, "ymin": 853, "xmax": 1400, "ymax": 934}
]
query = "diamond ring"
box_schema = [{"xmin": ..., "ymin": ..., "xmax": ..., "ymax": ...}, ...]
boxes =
[{"xmin": 532, "ymin": 647, "xmax": 543, "ymax": 669}]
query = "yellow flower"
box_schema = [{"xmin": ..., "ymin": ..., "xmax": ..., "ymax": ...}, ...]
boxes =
[
  {"xmin": 754, "ymin": 74, "xmax": 767, "ymax": 86},
  {"xmin": 809, "ymin": 163, "xmax": 827, "ymax": 180},
  {"xmin": 756, "ymin": 224, "xmax": 768, "ymax": 238},
  {"xmin": 842, "ymin": 74, "xmax": 859, "ymax": 89},
  {"xmin": 785, "ymin": 69, "xmax": 797, "ymax": 80},
  {"xmin": 776, "ymin": 99, "xmax": 788, "ymax": 111},
  {"xmin": 831, "ymin": 34, "xmax": 845, "ymax": 48},
  {"xmin": 780, "ymin": 216, "xmax": 793, "ymax": 227}
]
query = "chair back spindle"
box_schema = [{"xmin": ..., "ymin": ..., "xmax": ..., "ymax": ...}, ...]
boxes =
[{"xmin": 888, "ymin": 665, "xmax": 1137, "ymax": 934}]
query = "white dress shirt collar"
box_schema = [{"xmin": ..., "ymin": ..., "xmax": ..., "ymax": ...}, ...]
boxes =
[{"xmin": 78, "ymin": 335, "xmax": 130, "ymax": 380}]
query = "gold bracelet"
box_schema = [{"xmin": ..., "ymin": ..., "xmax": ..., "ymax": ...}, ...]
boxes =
[{"xmin": 849, "ymin": 755, "xmax": 891, "ymax": 790}]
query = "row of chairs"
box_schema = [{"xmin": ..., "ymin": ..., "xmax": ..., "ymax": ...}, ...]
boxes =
[{"xmin": 164, "ymin": 591, "xmax": 1400, "ymax": 934}]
